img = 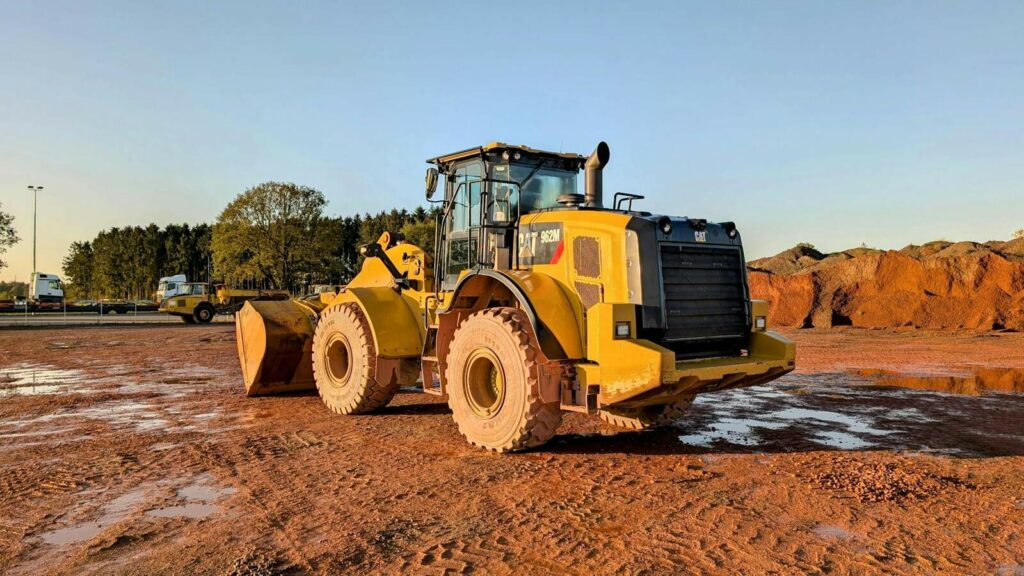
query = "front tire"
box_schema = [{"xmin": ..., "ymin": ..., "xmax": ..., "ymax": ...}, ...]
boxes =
[
  {"xmin": 312, "ymin": 303, "xmax": 400, "ymax": 414},
  {"xmin": 445, "ymin": 308, "xmax": 562, "ymax": 452},
  {"xmin": 194, "ymin": 303, "xmax": 215, "ymax": 324}
]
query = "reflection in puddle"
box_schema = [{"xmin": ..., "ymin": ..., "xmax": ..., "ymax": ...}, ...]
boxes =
[
  {"xmin": 811, "ymin": 431, "xmax": 872, "ymax": 450},
  {"xmin": 770, "ymin": 408, "xmax": 892, "ymax": 437},
  {"xmin": 812, "ymin": 524, "xmax": 860, "ymax": 541},
  {"xmin": 677, "ymin": 417, "xmax": 787, "ymax": 447},
  {"xmin": 0, "ymin": 363, "xmax": 83, "ymax": 396},
  {"xmin": 145, "ymin": 503, "xmax": 220, "ymax": 519},
  {"xmin": 852, "ymin": 367, "xmax": 1024, "ymax": 396},
  {"xmin": 145, "ymin": 474, "xmax": 235, "ymax": 520},
  {"xmin": 677, "ymin": 385, "xmax": 900, "ymax": 451},
  {"xmin": 675, "ymin": 370, "xmax": 1024, "ymax": 456}
]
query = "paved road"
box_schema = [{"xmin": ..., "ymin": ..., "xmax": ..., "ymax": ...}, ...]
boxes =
[{"xmin": 0, "ymin": 312, "xmax": 235, "ymax": 327}]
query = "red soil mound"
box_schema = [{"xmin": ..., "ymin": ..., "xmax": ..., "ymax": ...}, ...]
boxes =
[{"xmin": 748, "ymin": 238, "xmax": 1024, "ymax": 330}]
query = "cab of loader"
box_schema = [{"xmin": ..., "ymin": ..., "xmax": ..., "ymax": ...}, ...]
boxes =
[{"xmin": 426, "ymin": 143, "xmax": 588, "ymax": 289}]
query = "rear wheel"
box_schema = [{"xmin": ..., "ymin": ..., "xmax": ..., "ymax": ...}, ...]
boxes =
[
  {"xmin": 194, "ymin": 303, "xmax": 215, "ymax": 324},
  {"xmin": 181, "ymin": 315, "xmax": 196, "ymax": 324},
  {"xmin": 312, "ymin": 303, "xmax": 400, "ymax": 414},
  {"xmin": 599, "ymin": 397, "xmax": 695, "ymax": 430},
  {"xmin": 445, "ymin": 308, "xmax": 561, "ymax": 452}
]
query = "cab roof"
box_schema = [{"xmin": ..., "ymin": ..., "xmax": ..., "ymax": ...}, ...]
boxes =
[{"xmin": 426, "ymin": 142, "xmax": 586, "ymax": 165}]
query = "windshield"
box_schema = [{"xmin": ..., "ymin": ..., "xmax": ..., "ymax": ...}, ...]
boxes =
[
  {"xmin": 496, "ymin": 162, "xmax": 578, "ymax": 214},
  {"xmin": 179, "ymin": 284, "xmax": 205, "ymax": 296}
]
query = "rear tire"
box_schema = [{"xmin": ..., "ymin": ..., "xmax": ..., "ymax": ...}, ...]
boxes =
[
  {"xmin": 599, "ymin": 397, "xmax": 695, "ymax": 430},
  {"xmin": 181, "ymin": 315, "xmax": 196, "ymax": 324},
  {"xmin": 445, "ymin": 308, "xmax": 562, "ymax": 452},
  {"xmin": 312, "ymin": 303, "xmax": 400, "ymax": 414},
  {"xmin": 194, "ymin": 303, "xmax": 215, "ymax": 324}
]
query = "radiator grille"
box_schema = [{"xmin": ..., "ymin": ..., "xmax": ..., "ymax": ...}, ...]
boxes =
[
  {"xmin": 659, "ymin": 243, "xmax": 747, "ymax": 350},
  {"xmin": 573, "ymin": 236, "xmax": 601, "ymax": 278}
]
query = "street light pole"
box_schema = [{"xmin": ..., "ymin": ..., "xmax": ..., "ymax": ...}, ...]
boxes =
[{"xmin": 27, "ymin": 185, "xmax": 43, "ymax": 279}]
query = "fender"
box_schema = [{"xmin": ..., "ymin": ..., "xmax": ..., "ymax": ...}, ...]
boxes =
[
  {"xmin": 445, "ymin": 269, "xmax": 584, "ymax": 360},
  {"xmin": 334, "ymin": 286, "xmax": 424, "ymax": 358}
]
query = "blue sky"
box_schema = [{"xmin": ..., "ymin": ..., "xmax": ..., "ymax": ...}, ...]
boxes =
[{"xmin": 2, "ymin": 1, "xmax": 1022, "ymax": 280}]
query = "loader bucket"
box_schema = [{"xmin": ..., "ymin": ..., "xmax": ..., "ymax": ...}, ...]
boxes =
[{"xmin": 236, "ymin": 300, "xmax": 321, "ymax": 396}]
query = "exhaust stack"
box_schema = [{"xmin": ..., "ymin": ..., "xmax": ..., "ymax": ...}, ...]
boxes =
[{"xmin": 584, "ymin": 141, "xmax": 610, "ymax": 207}]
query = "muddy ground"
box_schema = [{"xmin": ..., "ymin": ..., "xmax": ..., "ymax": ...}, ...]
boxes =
[{"xmin": 0, "ymin": 326, "xmax": 1022, "ymax": 575}]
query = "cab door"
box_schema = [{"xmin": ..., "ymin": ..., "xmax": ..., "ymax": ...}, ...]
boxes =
[{"xmin": 441, "ymin": 160, "xmax": 483, "ymax": 290}]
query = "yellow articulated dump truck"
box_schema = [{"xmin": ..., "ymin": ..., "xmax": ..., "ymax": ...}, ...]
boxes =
[
  {"xmin": 160, "ymin": 282, "xmax": 289, "ymax": 324},
  {"xmin": 236, "ymin": 141, "xmax": 795, "ymax": 452}
]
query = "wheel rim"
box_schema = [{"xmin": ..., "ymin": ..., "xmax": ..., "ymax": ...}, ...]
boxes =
[
  {"xmin": 464, "ymin": 349, "xmax": 505, "ymax": 418},
  {"xmin": 325, "ymin": 335, "xmax": 352, "ymax": 386}
]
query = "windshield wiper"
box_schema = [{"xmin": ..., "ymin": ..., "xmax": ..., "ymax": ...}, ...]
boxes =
[{"xmin": 515, "ymin": 159, "xmax": 550, "ymax": 191}]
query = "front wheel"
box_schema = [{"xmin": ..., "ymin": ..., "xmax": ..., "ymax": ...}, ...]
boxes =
[
  {"xmin": 311, "ymin": 303, "xmax": 401, "ymax": 414},
  {"xmin": 194, "ymin": 303, "xmax": 215, "ymax": 324},
  {"xmin": 445, "ymin": 308, "xmax": 562, "ymax": 452}
]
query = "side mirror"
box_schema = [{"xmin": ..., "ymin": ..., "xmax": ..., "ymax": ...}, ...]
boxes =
[{"xmin": 425, "ymin": 168, "xmax": 439, "ymax": 200}]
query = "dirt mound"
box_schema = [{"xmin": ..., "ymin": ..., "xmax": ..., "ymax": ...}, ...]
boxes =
[
  {"xmin": 749, "ymin": 238, "xmax": 1024, "ymax": 330},
  {"xmin": 748, "ymin": 244, "xmax": 824, "ymax": 275}
]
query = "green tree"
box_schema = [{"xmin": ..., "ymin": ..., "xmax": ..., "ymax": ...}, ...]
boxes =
[
  {"xmin": 400, "ymin": 219, "xmax": 436, "ymax": 255},
  {"xmin": 0, "ymin": 281, "xmax": 27, "ymax": 300},
  {"xmin": 62, "ymin": 241, "xmax": 94, "ymax": 299},
  {"xmin": 0, "ymin": 202, "xmax": 19, "ymax": 272},
  {"xmin": 213, "ymin": 182, "xmax": 326, "ymax": 291}
]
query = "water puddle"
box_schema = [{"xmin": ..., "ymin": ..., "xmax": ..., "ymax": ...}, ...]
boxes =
[
  {"xmin": 769, "ymin": 408, "xmax": 892, "ymax": 437},
  {"xmin": 812, "ymin": 524, "xmax": 860, "ymax": 541},
  {"xmin": 40, "ymin": 486, "xmax": 151, "ymax": 545},
  {"xmin": 77, "ymin": 401, "xmax": 169, "ymax": 433},
  {"xmin": 0, "ymin": 363, "xmax": 83, "ymax": 396},
  {"xmin": 852, "ymin": 367, "xmax": 1024, "ymax": 396},
  {"xmin": 677, "ymin": 417, "xmax": 787, "ymax": 448},
  {"xmin": 144, "ymin": 474, "xmax": 235, "ymax": 520},
  {"xmin": 677, "ymin": 383, "xmax": 901, "ymax": 451}
]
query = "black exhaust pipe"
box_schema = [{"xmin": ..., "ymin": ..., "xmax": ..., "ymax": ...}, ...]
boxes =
[{"xmin": 584, "ymin": 141, "xmax": 610, "ymax": 208}]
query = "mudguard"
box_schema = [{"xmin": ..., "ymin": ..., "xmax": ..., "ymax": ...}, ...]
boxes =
[
  {"xmin": 334, "ymin": 286, "xmax": 424, "ymax": 358},
  {"xmin": 448, "ymin": 270, "xmax": 584, "ymax": 360}
]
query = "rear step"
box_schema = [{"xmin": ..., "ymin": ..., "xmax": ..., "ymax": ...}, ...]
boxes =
[{"xmin": 420, "ymin": 323, "xmax": 444, "ymax": 396}]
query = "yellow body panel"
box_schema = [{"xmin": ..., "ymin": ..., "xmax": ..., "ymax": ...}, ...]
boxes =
[
  {"xmin": 332, "ymin": 287, "xmax": 425, "ymax": 358},
  {"xmin": 159, "ymin": 294, "xmax": 207, "ymax": 315},
  {"xmin": 517, "ymin": 211, "xmax": 794, "ymax": 406},
  {"xmin": 579, "ymin": 301, "xmax": 795, "ymax": 405},
  {"xmin": 320, "ymin": 241, "xmax": 432, "ymax": 359}
]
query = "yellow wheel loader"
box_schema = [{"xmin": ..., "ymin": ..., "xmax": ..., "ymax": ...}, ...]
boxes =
[{"xmin": 235, "ymin": 142, "xmax": 795, "ymax": 452}]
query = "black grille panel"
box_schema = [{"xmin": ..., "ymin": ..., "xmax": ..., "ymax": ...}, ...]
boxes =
[{"xmin": 659, "ymin": 243, "xmax": 748, "ymax": 353}]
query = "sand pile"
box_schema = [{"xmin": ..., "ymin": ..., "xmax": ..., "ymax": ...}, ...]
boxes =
[{"xmin": 748, "ymin": 238, "xmax": 1024, "ymax": 330}]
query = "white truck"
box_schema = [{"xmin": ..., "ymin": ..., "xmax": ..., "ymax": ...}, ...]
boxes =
[
  {"xmin": 156, "ymin": 274, "xmax": 187, "ymax": 303},
  {"xmin": 29, "ymin": 272, "xmax": 64, "ymax": 308}
]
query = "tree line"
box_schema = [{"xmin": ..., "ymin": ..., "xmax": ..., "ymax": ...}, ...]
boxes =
[{"xmin": 60, "ymin": 182, "xmax": 439, "ymax": 300}]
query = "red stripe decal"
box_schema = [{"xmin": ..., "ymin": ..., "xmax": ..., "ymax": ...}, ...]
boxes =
[{"xmin": 550, "ymin": 240, "xmax": 565, "ymax": 264}]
